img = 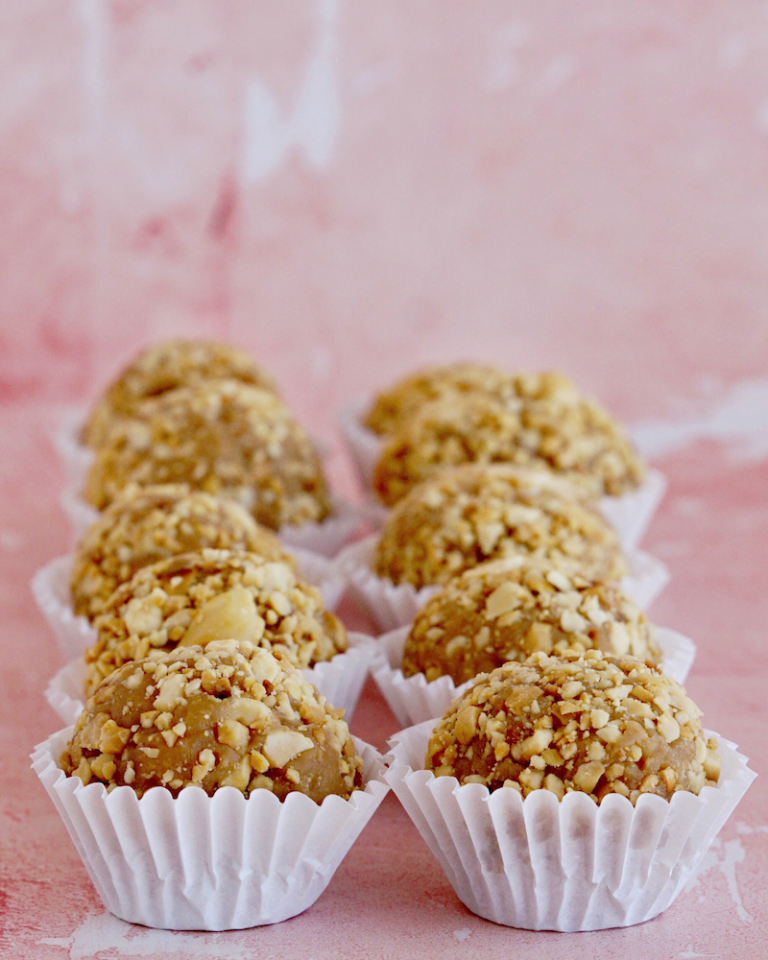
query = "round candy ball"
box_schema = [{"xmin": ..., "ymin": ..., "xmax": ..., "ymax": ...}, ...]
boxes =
[
  {"xmin": 403, "ymin": 558, "xmax": 661, "ymax": 686},
  {"xmin": 64, "ymin": 640, "xmax": 363, "ymax": 802},
  {"xmin": 426, "ymin": 649, "xmax": 720, "ymax": 805}
]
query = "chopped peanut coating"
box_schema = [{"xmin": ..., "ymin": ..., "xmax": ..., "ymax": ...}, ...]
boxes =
[
  {"xmin": 375, "ymin": 464, "xmax": 626, "ymax": 591},
  {"xmin": 84, "ymin": 378, "xmax": 330, "ymax": 530},
  {"xmin": 85, "ymin": 550, "xmax": 346, "ymax": 696},
  {"xmin": 427, "ymin": 650, "xmax": 720, "ymax": 805},
  {"xmin": 371, "ymin": 370, "xmax": 644, "ymax": 505},
  {"xmin": 403, "ymin": 559, "xmax": 661, "ymax": 685},
  {"xmin": 64, "ymin": 640, "xmax": 363, "ymax": 801},
  {"xmin": 71, "ymin": 484, "xmax": 293, "ymax": 621},
  {"xmin": 82, "ymin": 339, "xmax": 277, "ymax": 448}
]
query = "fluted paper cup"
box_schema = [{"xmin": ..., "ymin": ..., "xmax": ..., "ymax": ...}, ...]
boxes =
[
  {"xmin": 339, "ymin": 399, "xmax": 667, "ymax": 551},
  {"xmin": 385, "ymin": 720, "xmax": 756, "ymax": 931},
  {"xmin": 337, "ymin": 535, "xmax": 669, "ymax": 634},
  {"xmin": 51, "ymin": 405, "xmax": 95, "ymax": 489},
  {"xmin": 372, "ymin": 625, "xmax": 697, "ymax": 731},
  {"xmin": 371, "ymin": 627, "xmax": 472, "ymax": 729},
  {"xmin": 32, "ymin": 728, "xmax": 389, "ymax": 930},
  {"xmin": 32, "ymin": 547, "xmax": 348, "ymax": 663},
  {"xmin": 45, "ymin": 632, "xmax": 376, "ymax": 728},
  {"xmin": 278, "ymin": 495, "xmax": 361, "ymax": 558},
  {"xmin": 61, "ymin": 484, "xmax": 361, "ymax": 560},
  {"xmin": 31, "ymin": 557, "xmax": 97, "ymax": 661},
  {"xmin": 339, "ymin": 399, "xmax": 381, "ymax": 490}
]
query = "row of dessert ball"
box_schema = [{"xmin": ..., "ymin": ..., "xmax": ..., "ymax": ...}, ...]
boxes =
[
  {"xmin": 61, "ymin": 341, "xmax": 368, "ymax": 803},
  {"xmin": 64, "ymin": 483, "xmax": 361, "ymax": 802},
  {"xmin": 77, "ymin": 340, "xmax": 333, "ymax": 532},
  {"xmin": 347, "ymin": 363, "xmax": 719, "ymax": 805},
  {"xmin": 57, "ymin": 340, "xmax": 717, "ymax": 814}
]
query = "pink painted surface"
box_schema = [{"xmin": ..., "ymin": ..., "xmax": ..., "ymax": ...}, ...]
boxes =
[{"xmin": 0, "ymin": 1, "xmax": 766, "ymax": 958}]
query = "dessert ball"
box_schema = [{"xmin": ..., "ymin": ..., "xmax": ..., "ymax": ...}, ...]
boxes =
[
  {"xmin": 85, "ymin": 550, "xmax": 346, "ymax": 696},
  {"xmin": 70, "ymin": 484, "xmax": 293, "ymax": 622},
  {"xmin": 513, "ymin": 372, "xmax": 645, "ymax": 498},
  {"xmin": 63, "ymin": 640, "xmax": 363, "ymax": 801},
  {"xmin": 374, "ymin": 464, "xmax": 626, "ymax": 591},
  {"xmin": 364, "ymin": 363, "xmax": 519, "ymax": 436},
  {"xmin": 373, "ymin": 393, "xmax": 521, "ymax": 507},
  {"xmin": 372, "ymin": 373, "xmax": 644, "ymax": 506},
  {"xmin": 83, "ymin": 379, "xmax": 331, "ymax": 530},
  {"xmin": 402, "ymin": 559, "xmax": 661, "ymax": 686},
  {"xmin": 426, "ymin": 650, "xmax": 720, "ymax": 805},
  {"xmin": 82, "ymin": 339, "xmax": 277, "ymax": 448}
]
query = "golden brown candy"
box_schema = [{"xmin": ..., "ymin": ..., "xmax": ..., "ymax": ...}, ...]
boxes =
[
  {"xmin": 371, "ymin": 371, "xmax": 644, "ymax": 505},
  {"xmin": 64, "ymin": 640, "xmax": 363, "ymax": 802},
  {"xmin": 82, "ymin": 339, "xmax": 277, "ymax": 448},
  {"xmin": 85, "ymin": 550, "xmax": 346, "ymax": 696},
  {"xmin": 374, "ymin": 464, "xmax": 626, "ymax": 591},
  {"xmin": 71, "ymin": 484, "xmax": 293, "ymax": 621},
  {"xmin": 84, "ymin": 378, "xmax": 331, "ymax": 530},
  {"xmin": 427, "ymin": 650, "xmax": 720, "ymax": 805},
  {"xmin": 403, "ymin": 559, "xmax": 661, "ymax": 685}
]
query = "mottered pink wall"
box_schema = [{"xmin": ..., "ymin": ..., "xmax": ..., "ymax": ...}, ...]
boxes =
[{"xmin": 0, "ymin": 0, "xmax": 765, "ymax": 440}]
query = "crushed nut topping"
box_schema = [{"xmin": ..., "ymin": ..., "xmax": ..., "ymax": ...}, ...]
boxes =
[
  {"xmin": 374, "ymin": 464, "xmax": 626, "ymax": 590},
  {"xmin": 365, "ymin": 363, "xmax": 522, "ymax": 436},
  {"xmin": 370, "ymin": 370, "xmax": 644, "ymax": 505},
  {"xmin": 403, "ymin": 559, "xmax": 661, "ymax": 685},
  {"xmin": 84, "ymin": 378, "xmax": 330, "ymax": 530},
  {"xmin": 63, "ymin": 639, "xmax": 363, "ymax": 802},
  {"xmin": 81, "ymin": 340, "xmax": 277, "ymax": 448},
  {"xmin": 70, "ymin": 484, "xmax": 293, "ymax": 621},
  {"xmin": 84, "ymin": 550, "xmax": 346, "ymax": 696},
  {"xmin": 426, "ymin": 650, "xmax": 719, "ymax": 805}
]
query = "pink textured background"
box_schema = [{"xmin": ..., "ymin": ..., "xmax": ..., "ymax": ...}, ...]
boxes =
[{"xmin": 0, "ymin": 2, "xmax": 766, "ymax": 958}]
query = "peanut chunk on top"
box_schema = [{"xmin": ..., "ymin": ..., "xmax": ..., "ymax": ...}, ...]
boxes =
[
  {"xmin": 85, "ymin": 550, "xmax": 346, "ymax": 696},
  {"xmin": 82, "ymin": 339, "xmax": 277, "ymax": 448},
  {"xmin": 403, "ymin": 559, "xmax": 661, "ymax": 686},
  {"xmin": 427, "ymin": 650, "xmax": 720, "ymax": 805},
  {"xmin": 84, "ymin": 378, "xmax": 330, "ymax": 531},
  {"xmin": 374, "ymin": 464, "xmax": 626, "ymax": 591},
  {"xmin": 371, "ymin": 370, "xmax": 644, "ymax": 506},
  {"xmin": 63, "ymin": 640, "xmax": 363, "ymax": 802},
  {"xmin": 364, "ymin": 363, "xmax": 521, "ymax": 436},
  {"xmin": 71, "ymin": 484, "xmax": 293, "ymax": 621}
]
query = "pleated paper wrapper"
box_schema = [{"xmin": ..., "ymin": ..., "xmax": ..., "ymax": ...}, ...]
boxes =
[
  {"xmin": 339, "ymin": 399, "xmax": 667, "ymax": 552},
  {"xmin": 45, "ymin": 631, "xmax": 376, "ymax": 729},
  {"xmin": 32, "ymin": 728, "xmax": 389, "ymax": 931},
  {"xmin": 31, "ymin": 548, "xmax": 347, "ymax": 662},
  {"xmin": 337, "ymin": 534, "xmax": 670, "ymax": 634},
  {"xmin": 371, "ymin": 625, "xmax": 697, "ymax": 731},
  {"xmin": 384, "ymin": 720, "xmax": 756, "ymax": 931}
]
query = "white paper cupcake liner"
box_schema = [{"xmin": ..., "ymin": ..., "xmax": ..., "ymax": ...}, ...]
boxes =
[
  {"xmin": 385, "ymin": 720, "xmax": 756, "ymax": 931},
  {"xmin": 31, "ymin": 557, "xmax": 97, "ymax": 661},
  {"xmin": 32, "ymin": 727, "xmax": 389, "ymax": 930},
  {"xmin": 598, "ymin": 469, "xmax": 667, "ymax": 551},
  {"xmin": 339, "ymin": 399, "xmax": 667, "ymax": 551},
  {"xmin": 32, "ymin": 547, "xmax": 348, "ymax": 663},
  {"xmin": 371, "ymin": 625, "xmax": 697, "ymax": 731},
  {"xmin": 339, "ymin": 399, "xmax": 382, "ymax": 490},
  {"xmin": 337, "ymin": 534, "xmax": 670, "ymax": 634},
  {"xmin": 45, "ymin": 631, "xmax": 376, "ymax": 729},
  {"xmin": 51, "ymin": 405, "xmax": 95, "ymax": 489},
  {"xmin": 278, "ymin": 495, "xmax": 361, "ymax": 558}
]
